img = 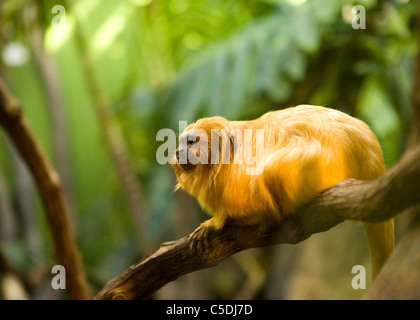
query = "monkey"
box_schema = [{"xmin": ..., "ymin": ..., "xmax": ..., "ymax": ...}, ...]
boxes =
[{"xmin": 172, "ymin": 105, "xmax": 394, "ymax": 279}]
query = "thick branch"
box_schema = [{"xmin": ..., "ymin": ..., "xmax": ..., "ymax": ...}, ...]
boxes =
[
  {"xmin": 95, "ymin": 144, "xmax": 420, "ymax": 300},
  {"xmin": 0, "ymin": 78, "xmax": 91, "ymax": 300}
]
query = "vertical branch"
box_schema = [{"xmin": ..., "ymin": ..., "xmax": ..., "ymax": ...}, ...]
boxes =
[
  {"xmin": 0, "ymin": 78, "xmax": 91, "ymax": 300},
  {"xmin": 0, "ymin": 166, "xmax": 17, "ymax": 241},
  {"xmin": 62, "ymin": 1, "xmax": 149, "ymax": 253},
  {"xmin": 25, "ymin": 22, "xmax": 77, "ymax": 221},
  {"xmin": 9, "ymin": 145, "xmax": 41, "ymax": 254}
]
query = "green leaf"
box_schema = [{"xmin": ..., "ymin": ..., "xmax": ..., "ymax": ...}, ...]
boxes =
[{"xmin": 356, "ymin": 75, "xmax": 402, "ymax": 166}]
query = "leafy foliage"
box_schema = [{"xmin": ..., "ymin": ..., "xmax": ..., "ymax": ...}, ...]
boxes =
[{"xmin": 0, "ymin": 0, "xmax": 417, "ymax": 299}]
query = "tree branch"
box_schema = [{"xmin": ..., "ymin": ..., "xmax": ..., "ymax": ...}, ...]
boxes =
[
  {"xmin": 61, "ymin": 0, "xmax": 150, "ymax": 254},
  {"xmin": 95, "ymin": 143, "xmax": 420, "ymax": 300},
  {"xmin": 0, "ymin": 78, "xmax": 91, "ymax": 300},
  {"xmin": 96, "ymin": 7, "xmax": 420, "ymax": 298}
]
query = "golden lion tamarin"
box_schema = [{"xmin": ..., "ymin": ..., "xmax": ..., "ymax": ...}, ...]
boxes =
[{"xmin": 172, "ymin": 105, "xmax": 394, "ymax": 279}]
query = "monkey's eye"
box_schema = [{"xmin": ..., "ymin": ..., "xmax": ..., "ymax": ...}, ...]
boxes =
[{"xmin": 187, "ymin": 135, "xmax": 199, "ymax": 145}]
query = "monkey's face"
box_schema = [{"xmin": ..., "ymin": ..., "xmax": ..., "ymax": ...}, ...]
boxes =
[
  {"xmin": 172, "ymin": 117, "xmax": 234, "ymax": 193},
  {"xmin": 174, "ymin": 127, "xmax": 208, "ymax": 171},
  {"xmin": 172, "ymin": 125, "xmax": 211, "ymax": 195}
]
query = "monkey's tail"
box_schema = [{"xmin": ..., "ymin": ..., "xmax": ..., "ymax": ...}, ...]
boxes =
[{"xmin": 363, "ymin": 218, "xmax": 394, "ymax": 280}]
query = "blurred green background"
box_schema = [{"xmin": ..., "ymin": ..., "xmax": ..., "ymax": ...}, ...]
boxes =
[{"xmin": 0, "ymin": 0, "xmax": 416, "ymax": 299}]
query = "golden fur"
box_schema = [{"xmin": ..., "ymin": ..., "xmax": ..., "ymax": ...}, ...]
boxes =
[
  {"xmin": 173, "ymin": 105, "xmax": 385, "ymax": 227},
  {"xmin": 172, "ymin": 105, "xmax": 394, "ymax": 278}
]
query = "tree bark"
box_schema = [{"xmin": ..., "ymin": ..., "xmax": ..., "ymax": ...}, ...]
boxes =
[
  {"xmin": 94, "ymin": 143, "xmax": 420, "ymax": 300},
  {"xmin": 0, "ymin": 165, "xmax": 17, "ymax": 241},
  {"xmin": 22, "ymin": 3, "xmax": 76, "ymax": 219},
  {"xmin": 0, "ymin": 78, "xmax": 91, "ymax": 300}
]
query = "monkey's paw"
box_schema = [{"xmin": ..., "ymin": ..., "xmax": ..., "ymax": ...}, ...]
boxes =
[{"xmin": 189, "ymin": 219, "xmax": 217, "ymax": 256}]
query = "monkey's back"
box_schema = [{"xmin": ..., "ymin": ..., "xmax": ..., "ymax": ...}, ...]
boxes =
[{"xmin": 253, "ymin": 105, "xmax": 386, "ymax": 181}]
